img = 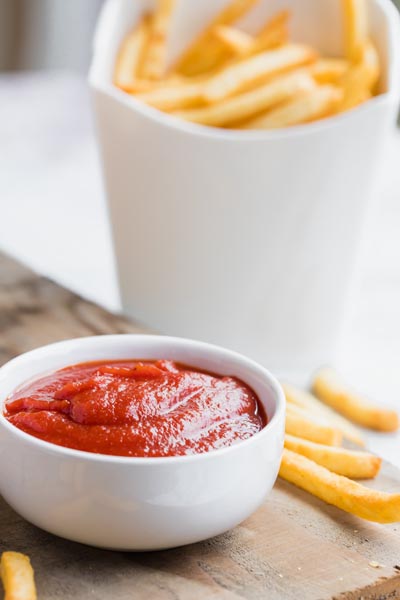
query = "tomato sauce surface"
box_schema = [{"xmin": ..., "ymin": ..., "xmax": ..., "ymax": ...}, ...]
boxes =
[{"xmin": 4, "ymin": 360, "xmax": 266, "ymax": 457}]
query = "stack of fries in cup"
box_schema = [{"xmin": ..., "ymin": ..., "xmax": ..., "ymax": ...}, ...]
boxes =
[
  {"xmin": 113, "ymin": 0, "xmax": 400, "ymax": 525},
  {"xmin": 114, "ymin": 0, "xmax": 380, "ymax": 129},
  {"xmin": 281, "ymin": 368, "xmax": 399, "ymax": 523}
]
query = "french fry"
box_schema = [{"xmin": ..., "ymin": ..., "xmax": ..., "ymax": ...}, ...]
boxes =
[
  {"xmin": 127, "ymin": 79, "xmax": 159, "ymax": 94},
  {"xmin": 139, "ymin": 0, "xmax": 176, "ymax": 80},
  {"xmin": 311, "ymin": 58, "xmax": 349, "ymax": 83},
  {"xmin": 124, "ymin": 74, "xmax": 184, "ymax": 95},
  {"xmin": 284, "ymin": 434, "xmax": 381, "ymax": 479},
  {"xmin": 342, "ymin": 0, "xmax": 368, "ymax": 62},
  {"xmin": 212, "ymin": 25, "xmax": 254, "ymax": 56},
  {"xmin": 176, "ymin": 0, "xmax": 260, "ymax": 76},
  {"xmin": 340, "ymin": 40, "xmax": 379, "ymax": 110},
  {"xmin": 250, "ymin": 24, "xmax": 288, "ymax": 55},
  {"xmin": 279, "ymin": 449, "xmax": 400, "ymax": 523},
  {"xmin": 244, "ymin": 85, "xmax": 342, "ymax": 129},
  {"xmin": 217, "ymin": 25, "xmax": 288, "ymax": 59},
  {"xmin": 0, "ymin": 552, "xmax": 37, "ymax": 600},
  {"xmin": 175, "ymin": 39, "xmax": 228, "ymax": 78},
  {"xmin": 342, "ymin": 88, "xmax": 372, "ymax": 110},
  {"xmin": 215, "ymin": 11, "xmax": 289, "ymax": 58},
  {"xmin": 341, "ymin": 79, "xmax": 375, "ymax": 111},
  {"xmin": 257, "ymin": 9, "xmax": 290, "ymax": 37},
  {"xmin": 114, "ymin": 17, "xmax": 150, "ymax": 93},
  {"xmin": 137, "ymin": 80, "xmax": 204, "ymax": 111},
  {"xmin": 175, "ymin": 71, "xmax": 315, "ymax": 126},
  {"xmin": 312, "ymin": 367, "xmax": 399, "ymax": 432},
  {"xmin": 283, "ymin": 383, "xmax": 365, "ymax": 446},
  {"xmin": 248, "ymin": 10, "xmax": 289, "ymax": 55},
  {"xmin": 286, "ymin": 404, "xmax": 342, "ymax": 446},
  {"xmin": 114, "ymin": 0, "xmax": 379, "ymax": 128},
  {"xmin": 203, "ymin": 43, "xmax": 316, "ymax": 103}
]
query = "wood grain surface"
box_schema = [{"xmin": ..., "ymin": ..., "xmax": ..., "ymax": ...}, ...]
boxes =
[{"xmin": 0, "ymin": 252, "xmax": 400, "ymax": 600}]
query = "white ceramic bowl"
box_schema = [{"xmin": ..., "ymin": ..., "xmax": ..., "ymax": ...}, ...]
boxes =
[{"xmin": 0, "ymin": 335, "xmax": 285, "ymax": 550}]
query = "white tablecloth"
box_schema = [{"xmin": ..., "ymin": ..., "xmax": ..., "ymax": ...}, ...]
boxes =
[{"xmin": 1, "ymin": 71, "xmax": 399, "ymax": 464}]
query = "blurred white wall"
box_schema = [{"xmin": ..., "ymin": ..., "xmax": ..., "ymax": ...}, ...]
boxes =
[{"xmin": 0, "ymin": 0, "xmax": 104, "ymax": 72}]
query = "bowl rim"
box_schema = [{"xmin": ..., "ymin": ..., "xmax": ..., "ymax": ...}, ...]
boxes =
[
  {"xmin": 89, "ymin": 0, "xmax": 400, "ymax": 142},
  {"xmin": 0, "ymin": 334, "xmax": 286, "ymax": 465}
]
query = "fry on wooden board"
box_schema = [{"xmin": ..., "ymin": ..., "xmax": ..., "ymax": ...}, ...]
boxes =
[
  {"xmin": 312, "ymin": 367, "xmax": 399, "ymax": 432},
  {"xmin": 0, "ymin": 551, "xmax": 37, "ymax": 600},
  {"xmin": 283, "ymin": 383, "xmax": 365, "ymax": 446},
  {"xmin": 285, "ymin": 405, "xmax": 343, "ymax": 446},
  {"xmin": 279, "ymin": 449, "xmax": 400, "ymax": 523},
  {"xmin": 284, "ymin": 434, "xmax": 381, "ymax": 479}
]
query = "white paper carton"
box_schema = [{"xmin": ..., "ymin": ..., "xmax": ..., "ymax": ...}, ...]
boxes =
[{"xmin": 90, "ymin": 0, "xmax": 400, "ymax": 375}]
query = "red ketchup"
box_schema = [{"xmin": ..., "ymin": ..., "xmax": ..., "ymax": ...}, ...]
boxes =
[{"xmin": 4, "ymin": 360, "xmax": 266, "ymax": 457}]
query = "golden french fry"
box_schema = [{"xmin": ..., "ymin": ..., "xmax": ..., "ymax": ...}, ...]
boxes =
[
  {"xmin": 311, "ymin": 58, "xmax": 349, "ymax": 83},
  {"xmin": 284, "ymin": 434, "xmax": 381, "ymax": 479},
  {"xmin": 250, "ymin": 24, "xmax": 288, "ymax": 55},
  {"xmin": 203, "ymin": 43, "xmax": 316, "ymax": 103},
  {"xmin": 0, "ymin": 552, "xmax": 37, "ymax": 600},
  {"xmin": 137, "ymin": 80, "xmax": 204, "ymax": 111},
  {"xmin": 244, "ymin": 84, "xmax": 342, "ymax": 129},
  {"xmin": 120, "ymin": 73, "xmax": 184, "ymax": 95},
  {"xmin": 218, "ymin": 24, "xmax": 288, "ymax": 60},
  {"xmin": 340, "ymin": 40, "xmax": 379, "ymax": 110},
  {"xmin": 286, "ymin": 405, "xmax": 342, "ymax": 446},
  {"xmin": 127, "ymin": 79, "xmax": 158, "ymax": 94},
  {"xmin": 342, "ymin": 0, "xmax": 368, "ymax": 62},
  {"xmin": 342, "ymin": 88, "xmax": 372, "ymax": 110},
  {"xmin": 213, "ymin": 11, "xmax": 289, "ymax": 58},
  {"xmin": 312, "ymin": 367, "xmax": 399, "ymax": 432},
  {"xmin": 114, "ymin": 0, "xmax": 376, "ymax": 128},
  {"xmin": 175, "ymin": 71, "xmax": 315, "ymax": 126},
  {"xmin": 114, "ymin": 17, "xmax": 150, "ymax": 93},
  {"xmin": 283, "ymin": 383, "xmax": 365, "ymax": 446},
  {"xmin": 280, "ymin": 449, "xmax": 400, "ymax": 523},
  {"xmin": 175, "ymin": 39, "xmax": 228, "ymax": 78},
  {"xmin": 247, "ymin": 10, "xmax": 289, "ymax": 55},
  {"xmin": 212, "ymin": 25, "xmax": 255, "ymax": 56},
  {"xmin": 176, "ymin": 0, "xmax": 260, "ymax": 76},
  {"xmin": 257, "ymin": 9, "xmax": 290, "ymax": 37},
  {"xmin": 139, "ymin": 0, "xmax": 176, "ymax": 80}
]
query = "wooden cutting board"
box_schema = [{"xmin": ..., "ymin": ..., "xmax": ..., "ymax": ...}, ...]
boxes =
[{"xmin": 1, "ymin": 252, "xmax": 400, "ymax": 600}]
